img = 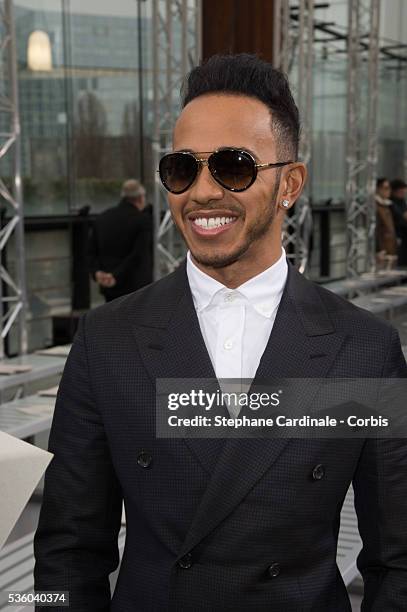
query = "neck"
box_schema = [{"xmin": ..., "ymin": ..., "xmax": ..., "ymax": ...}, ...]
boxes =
[{"xmin": 191, "ymin": 242, "xmax": 283, "ymax": 288}]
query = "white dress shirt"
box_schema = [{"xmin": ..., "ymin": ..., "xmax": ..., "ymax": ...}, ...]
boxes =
[{"xmin": 186, "ymin": 248, "xmax": 288, "ymax": 385}]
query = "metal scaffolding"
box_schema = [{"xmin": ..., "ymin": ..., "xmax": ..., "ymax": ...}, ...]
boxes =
[
  {"xmin": 345, "ymin": 0, "xmax": 380, "ymax": 277},
  {"xmin": 0, "ymin": 0, "xmax": 27, "ymax": 358},
  {"xmin": 273, "ymin": 0, "xmax": 314, "ymax": 273},
  {"xmin": 275, "ymin": 0, "xmax": 383, "ymax": 278},
  {"xmin": 152, "ymin": 0, "xmax": 201, "ymax": 280}
]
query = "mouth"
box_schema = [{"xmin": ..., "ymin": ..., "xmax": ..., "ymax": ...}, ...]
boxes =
[{"xmin": 187, "ymin": 211, "xmax": 240, "ymax": 237}]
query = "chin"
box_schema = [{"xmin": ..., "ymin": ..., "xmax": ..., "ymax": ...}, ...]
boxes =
[{"xmin": 191, "ymin": 246, "xmax": 247, "ymax": 269}]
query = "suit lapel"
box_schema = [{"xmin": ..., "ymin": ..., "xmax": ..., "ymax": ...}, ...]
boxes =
[
  {"xmin": 176, "ymin": 263, "xmax": 347, "ymax": 559},
  {"xmin": 129, "ymin": 259, "xmax": 347, "ymax": 559},
  {"xmin": 130, "ymin": 262, "xmax": 227, "ymax": 474}
]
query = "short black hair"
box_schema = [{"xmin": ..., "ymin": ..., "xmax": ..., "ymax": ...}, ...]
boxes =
[
  {"xmin": 181, "ymin": 53, "xmax": 300, "ymax": 160},
  {"xmin": 391, "ymin": 178, "xmax": 407, "ymax": 192}
]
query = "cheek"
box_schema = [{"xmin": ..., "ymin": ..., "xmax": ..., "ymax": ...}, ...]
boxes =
[
  {"xmin": 168, "ymin": 195, "xmax": 186, "ymax": 221},
  {"xmin": 239, "ymin": 187, "xmax": 273, "ymax": 220}
]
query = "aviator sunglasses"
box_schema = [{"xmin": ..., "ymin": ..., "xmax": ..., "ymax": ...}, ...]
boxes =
[{"xmin": 158, "ymin": 148, "xmax": 293, "ymax": 194}]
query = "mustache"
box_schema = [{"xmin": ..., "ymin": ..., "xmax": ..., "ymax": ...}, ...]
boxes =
[{"xmin": 183, "ymin": 204, "xmax": 244, "ymax": 216}]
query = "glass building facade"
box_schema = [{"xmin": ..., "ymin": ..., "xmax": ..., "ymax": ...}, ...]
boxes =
[
  {"xmin": 6, "ymin": 0, "xmax": 157, "ymax": 352},
  {"xmin": 3, "ymin": 0, "xmax": 407, "ymax": 351},
  {"xmin": 14, "ymin": 0, "xmax": 155, "ymax": 216},
  {"xmin": 289, "ymin": 0, "xmax": 407, "ymax": 279}
]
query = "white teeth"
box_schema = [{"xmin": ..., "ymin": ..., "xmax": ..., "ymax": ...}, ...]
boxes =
[{"xmin": 193, "ymin": 216, "xmax": 236, "ymax": 229}]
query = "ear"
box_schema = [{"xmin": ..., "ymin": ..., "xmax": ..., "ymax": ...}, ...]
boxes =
[{"xmin": 277, "ymin": 163, "xmax": 308, "ymax": 210}]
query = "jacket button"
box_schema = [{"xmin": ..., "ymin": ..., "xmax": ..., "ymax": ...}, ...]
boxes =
[
  {"xmin": 312, "ymin": 464, "xmax": 325, "ymax": 480},
  {"xmin": 178, "ymin": 553, "xmax": 193, "ymax": 569},
  {"xmin": 137, "ymin": 451, "xmax": 152, "ymax": 468},
  {"xmin": 267, "ymin": 562, "xmax": 281, "ymax": 578}
]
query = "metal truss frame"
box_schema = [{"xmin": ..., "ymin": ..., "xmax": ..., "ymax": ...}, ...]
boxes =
[
  {"xmin": 405, "ymin": 69, "xmax": 407, "ymax": 183},
  {"xmin": 152, "ymin": 0, "xmax": 201, "ymax": 280},
  {"xmin": 345, "ymin": 0, "xmax": 380, "ymax": 277},
  {"xmin": 273, "ymin": 0, "xmax": 314, "ymax": 274},
  {"xmin": 0, "ymin": 0, "xmax": 27, "ymax": 358},
  {"xmin": 275, "ymin": 0, "xmax": 383, "ymax": 278}
]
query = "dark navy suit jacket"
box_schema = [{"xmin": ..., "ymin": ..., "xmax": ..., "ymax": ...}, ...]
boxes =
[{"xmin": 34, "ymin": 260, "xmax": 407, "ymax": 611}]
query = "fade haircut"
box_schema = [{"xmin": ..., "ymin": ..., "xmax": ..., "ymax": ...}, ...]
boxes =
[{"xmin": 181, "ymin": 53, "xmax": 300, "ymax": 160}]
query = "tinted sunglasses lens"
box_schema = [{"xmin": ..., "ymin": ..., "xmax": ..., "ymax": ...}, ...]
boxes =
[
  {"xmin": 159, "ymin": 153, "xmax": 197, "ymax": 194},
  {"xmin": 209, "ymin": 150, "xmax": 255, "ymax": 191}
]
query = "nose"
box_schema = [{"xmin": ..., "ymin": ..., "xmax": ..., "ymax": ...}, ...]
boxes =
[{"xmin": 188, "ymin": 163, "xmax": 224, "ymax": 205}]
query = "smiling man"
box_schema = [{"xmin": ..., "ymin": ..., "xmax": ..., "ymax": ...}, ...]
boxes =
[
  {"xmin": 34, "ymin": 55, "xmax": 407, "ymax": 612},
  {"xmin": 163, "ymin": 82, "xmax": 303, "ymax": 283}
]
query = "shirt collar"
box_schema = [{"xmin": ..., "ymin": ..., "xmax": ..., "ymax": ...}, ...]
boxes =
[
  {"xmin": 186, "ymin": 251, "xmax": 225, "ymax": 312},
  {"xmin": 237, "ymin": 249, "xmax": 288, "ymax": 317},
  {"xmin": 186, "ymin": 248, "xmax": 288, "ymax": 318}
]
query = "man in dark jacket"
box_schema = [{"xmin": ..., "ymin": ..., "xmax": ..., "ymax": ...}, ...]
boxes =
[
  {"xmin": 391, "ymin": 178, "xmax": 407, "ymax": 266},
  {"xmin": 34, "ymin": 54, "xmax": 407, "ymax": 611},
  {"xmin": 88, "ymin": 179, "xmax": 153, "ymax": 301}
]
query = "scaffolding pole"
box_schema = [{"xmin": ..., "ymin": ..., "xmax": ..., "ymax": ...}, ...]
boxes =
[
  {"xmin": 0, "ymin": 0, "xmax": 27, "ymax": 357},
  {"xmin": 152, "ymin": 0, "xmax": 201, "ymax": 280},
  {"xmin": 274, "ymin": 0, "xmax": 314, "ymax": 273},
  {"xmin": 345, "ymin": 0, "xmax": 380, "ymax": 277}
]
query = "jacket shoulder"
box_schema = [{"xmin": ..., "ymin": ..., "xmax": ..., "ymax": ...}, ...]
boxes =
[{"xmin": 313, "ymin": 280, "xmax": 396, "ymax": 337}]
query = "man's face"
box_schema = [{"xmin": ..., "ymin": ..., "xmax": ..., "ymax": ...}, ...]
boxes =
[
  {"xmin": 138, "ymin": 193, "xmax": 146, "ymax": 210},
  {"xmin": 168, "ymin": 94, "xmax": 287, "ymax": 269},
  {"xmin": 394, "ymin": 187, "xmax": 407, "ymax": 200},
  {"xmin": 134, "ymin": 192, "xmax": 146, "ymax": 210}
]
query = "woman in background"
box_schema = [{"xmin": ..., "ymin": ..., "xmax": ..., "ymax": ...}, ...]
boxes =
[{"xmin": 375, "ymin": 177, "xmax": 397, "ymax": 269}]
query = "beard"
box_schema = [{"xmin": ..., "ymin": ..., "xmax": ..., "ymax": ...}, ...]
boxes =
[{"xmin": 187, "ymin": 181, "xmax": 280, "ymax": 269}]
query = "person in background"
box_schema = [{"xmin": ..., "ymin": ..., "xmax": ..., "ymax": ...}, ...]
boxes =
[
  {"xmin": 88, "ymin": 179, "xmax": 153, "ymax": 301},
  {"xmin": 375, "ymin": 177, "xmax": 397, "ymax": 269},
  {"xmin": 390, "ymin": 178, "xmax": 407, "ymax": 267}
]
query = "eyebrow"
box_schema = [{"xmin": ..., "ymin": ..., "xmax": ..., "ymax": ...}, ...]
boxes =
[{"xmin": 173, "ymin": 146, "xmax": 260, "ymax": 159}]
